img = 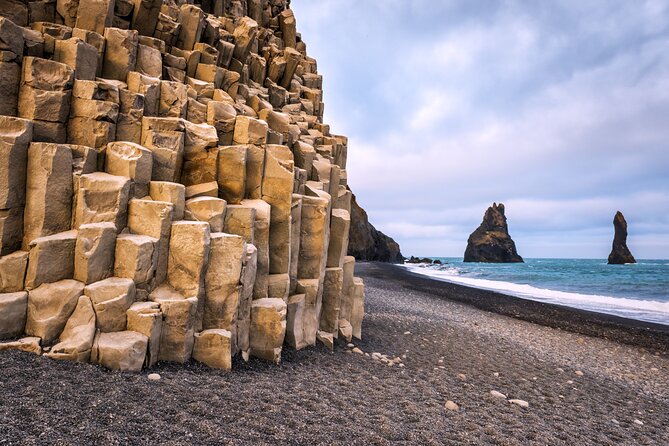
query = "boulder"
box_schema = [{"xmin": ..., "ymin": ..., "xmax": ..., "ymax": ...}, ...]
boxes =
[
  {"xmin": 0, "ymin": 250, "xmax": 28, "ymax": 293},
  {"xmin": 0, "ymin": 291, "xmax": 28, "ymax": 339},
  {"xmin": 114, "ymin": 234, "xmax": 157, "ymax": 286},
  {"xmin": 91, "ymin": 330, "xmax": 148, "ymax": 372},
  {"xmin": 45, "ymin": 295, "xmax": 96, "ymax": 362},
  {"xmin": 126, "ymin": 301, "xmax": 162, "ymax": 367},
  {"xmin": 24, "ymin": 231, "xmax": 77, "ymax": 290},
  {"xmin": 0, "ymin": 336, "xmax": 41, "ymax": 355},
  {"xmin": 150, "ymin": 284, "xmax": 197, "ymax": 363},
  {"xmin": 193, "ymin": 329, "xmax": 232, "ymax": 370},
  {"xmin": 184, "ymin": 197, "xmax": 226, "ymax": 232},
  {"xmin": 74, "ymin": 223, "xmax": 117, "ymax": 284},
  {"xmin": 127, "ymin": 198, "xmax": 174, "ymax": 285},
  {"xmin": 84, "ymin": 277, "xmax": 136, "ymax": 332},
  {"xmin": 249, "ymin": 297, "xmax": 286, "ymax": 363},
  {"xmin": 463, "ymin": 203, "xmax": 523, "ymax": 263},
  {"xmin": 149, "ymin": 182, "xmax": 186, "ymax": 220},
  {"xmin": 25, "ymin": 279, "xmax": 84, "ymax": 343},
  {"xmin": 72, "ymin": 172, "xmax": 131, "ymax": 231}
]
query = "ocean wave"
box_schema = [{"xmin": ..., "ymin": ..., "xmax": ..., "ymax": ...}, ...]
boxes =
[{"xmin": 402, "ymin": 264, "xmax": 669, "ymax": 325}]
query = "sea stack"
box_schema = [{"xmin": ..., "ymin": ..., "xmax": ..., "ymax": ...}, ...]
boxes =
[
  {"xmin": 607, "ymin": 211, "xmax": 636, "ymax": 265},
  {"xmin": 464, "ymin": 203, "xmax": 523, "ymax": 263}
]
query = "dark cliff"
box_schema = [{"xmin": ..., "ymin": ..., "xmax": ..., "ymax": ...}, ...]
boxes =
[{"xmin": 347, "ymin": 191, "xmax": 404, "ymax": 263}]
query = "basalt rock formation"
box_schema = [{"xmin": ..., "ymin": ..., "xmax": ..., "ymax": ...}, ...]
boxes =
[
  {"xmin": 608, "ymin": 211, "xmax": 636, "ymax": 265},
  {"xmin": 0, "ymin": 0, "xmax": 366, "ymax": 372},
  {"xmin": 464, "ymin": 203, "xmax": 523, "ymax": 263},
  {"xmin": 348, "ymin": 191, "xmax": 404, "ymax": 263}
]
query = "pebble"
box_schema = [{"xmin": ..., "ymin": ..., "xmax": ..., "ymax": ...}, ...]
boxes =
[
  {"xmin": 148, "ymin": 373, "xmax": 161, "ymax": 381},
  {"xmin": 509, "ymin": 399, "xmax": 529, "ymax": 408},
  {"xmin": 490, "ymin": 390, "xmax": 507, "ymax": 400},
  {"xmin": 404, "ymin": 331, "xmax": 411, "ymax": 335},
  {"xmin": 457, "ymin": 373, "xmax": 466, "ymax": 381},
  {"xmin": 575, "ymin": 370, "xmax": 584, "ymax": 376},
  {"xmin": 633, "ymin": 419, "xmax": 644, "ymax": 426},
  {"xmin": 493, "ymin": 372, "xmax": 499, "ymax": 377},
  {"xmin": 352, "ymin": 347, "xmax": 363, "ymax": 354},
  {"xmin": 567, "ymin": 380, "xmax": 574, "ymax": 385},
  {"xmin": 347, "ymin": 343, "xmax": 354, "ymax": 348},
  {"xmin": 612, "ymin": 419, "xmax": 619, "ymax": 424},
  {"xmin": 556, "ymin": 368, "xmax": 564, "ymax": 373},
  {"xmin": 444, "ymin": 400, "xmax": 459, "ymax": 411}
]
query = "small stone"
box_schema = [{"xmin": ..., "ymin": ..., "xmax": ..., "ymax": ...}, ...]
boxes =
[
  {"xmin": 352, "ymin": 347, "xmax": 363, "ymax": 354},
  {"xmin": 398, "ymin": 363, "xmax": 405, "ymax": 368},
  {"xmin": 575, "ymin": 370, "xmax": 584, "ymax": 376},
  {"xmin": 556, "ymin": 368, "xmax": 564, "ymax": 373},
  {"xmin": 633, "ymin": 419, "xmax": 644, "ymax": 426},
  {"xmin": 444, "ymin": 400, "xmax": 459, "ymax": 411},
  {"xmin": 509, "ymin": 399, "xmax": 529, "ymax": 408},
  {"xmin": 347, "ymin": 343, "xmax": 354, "ymax": 348},
  {"xmin": 438, "ymin": 359, "xmax": 443, "ymax": 364},
  {"xmin": 490, "ymin": 390, "xmax": 507, "ymax": 400},
  {"xmin": 148, "ymin": 373, "xmax": 161, "ymax": 381},
  {"xmin": 457, "ymin": 373, "xmax": 466, "ymax": 381},
  {"xmin": 611, "ymin": 419, "xmax": 619, "ymax": 424},
  {"xmin": 567, "ymin": 380, "xmax": 574, "ymax": 384},
  {"xmin": 403, "ymin": 331, "xmax": 410, "ymax": 335},
  {"xmin": 493, "ymin": 372, "xmax": 499, "ymax": 377}
]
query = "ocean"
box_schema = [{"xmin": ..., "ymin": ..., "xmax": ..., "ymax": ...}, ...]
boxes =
[{"xmin": 402, "ymin": 258, "xmax": 669, "ymax": 325}]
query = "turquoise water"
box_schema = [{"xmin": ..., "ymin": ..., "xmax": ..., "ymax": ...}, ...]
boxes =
[{"xmin": 402, "ymin": 258, "xmax": 669, "ymax": 325}]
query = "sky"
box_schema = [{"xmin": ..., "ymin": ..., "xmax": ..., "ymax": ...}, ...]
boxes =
[{"xmin": 291, "ymin": 0, "xmax": 669, "ymax": 259}]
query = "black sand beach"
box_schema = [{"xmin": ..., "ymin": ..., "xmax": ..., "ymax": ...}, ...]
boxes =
[{"xmin": 1, "ymin": 262, "xmax": 667, "ymax": 445}]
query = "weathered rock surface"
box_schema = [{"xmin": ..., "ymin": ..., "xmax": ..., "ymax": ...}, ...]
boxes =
[
  {"xmin": 348, "ymin": 190, "xmax": 403, "ymax": 263},
  {"xmin": 608, "ymin": 211, "xmax": 636, "ymax": 265},
  {"xmin": 0, "ymin": 1, "xmax": 366, "ymax": 373},
  {"xmin": 464, "ymin": 203, "xmax": 523, "ymax": 263}
]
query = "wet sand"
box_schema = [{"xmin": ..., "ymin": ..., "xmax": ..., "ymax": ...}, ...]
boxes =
[{"xmin": 1, "ymin": 261, "xmax": 667, "ymax": 445}]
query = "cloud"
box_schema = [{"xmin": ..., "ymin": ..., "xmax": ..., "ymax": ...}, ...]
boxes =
[{"xmin": 291, "ymin": 0, "xmax": 669, "ymax": 259}]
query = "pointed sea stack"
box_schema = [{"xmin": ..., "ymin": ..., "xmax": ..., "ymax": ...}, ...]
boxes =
[
  {"xmin": 607, "ymin": 211, "xmax": 636, "ymax": 265},
  {"xmin": 464, "ymin": 203, "xmax": 523, "ymax": 263}
]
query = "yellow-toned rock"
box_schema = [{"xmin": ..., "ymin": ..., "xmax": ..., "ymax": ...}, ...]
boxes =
[
  {"xmin": 193, "ymin": 329, "xmax": 232, "ymax": 371},
  {"xmin": 26, "ymin": 279, "xmax": 84, "ymax": 343},
  {"xmin": 249, "ymin": 297, "xmax": 286, "ymax": 363},
  {"xmin": 45, "ymin": 295, "xmax": 96, "ymax": 362},
  {"xmin": 0, "ymin": 291, "xmax": 27, "ymax": 339}
]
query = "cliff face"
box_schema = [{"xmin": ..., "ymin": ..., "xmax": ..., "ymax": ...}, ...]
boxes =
[
  {"xmin": 348, "ymin": 191, "xmax": 404, "ymax": 263},
  {"xmin": 608, "ymin": 211, "xmax": 636, "ymax": 265},
  {"xmin": 0, "ymin": 1, "xmax": 367, "ymax": 372},
  {"xmin": 464, "ymin": 203, "xmax": 523, "ymax": 263}
]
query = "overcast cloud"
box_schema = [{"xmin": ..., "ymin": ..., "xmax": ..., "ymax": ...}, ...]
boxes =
[{"xmin": 291, "ymin": 0, "xmax": 669, "ymax": 259}]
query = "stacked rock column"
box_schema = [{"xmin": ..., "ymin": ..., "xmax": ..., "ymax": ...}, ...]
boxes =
[{"xmin": 0, "ymin": 0, "xmax": 365, "ymax": 372}]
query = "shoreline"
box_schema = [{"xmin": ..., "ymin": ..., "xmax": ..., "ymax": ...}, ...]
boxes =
[
  {"xmin": 1, "ymin": 261, "xmax": 667, "ymax": 444},
  {"xmin": 362, "ymin": 262, "xmax": 669, "ymax": 352}
]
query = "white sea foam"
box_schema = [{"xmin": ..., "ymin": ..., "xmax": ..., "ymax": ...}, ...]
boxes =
[{"xmin": 401, "ymin": 264, "xmax": 669, "ymax": 325}]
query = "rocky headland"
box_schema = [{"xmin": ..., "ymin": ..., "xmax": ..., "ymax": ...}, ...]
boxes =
[
  {"xmin": 608, "ymin": 211, "xmax": 637, "ymax": 265},
  {"xmin": 347, "ymin": 190, "xmax": 404, "ymax": 263},
  {"xmin": 464, "ymin": 203, "xmax": 523, "ymax": 263}
]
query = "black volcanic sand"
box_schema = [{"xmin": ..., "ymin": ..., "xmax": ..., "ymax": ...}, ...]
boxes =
[{"xmin": 1, "ymin": 262, "xmax": 668, "ymax": 445}]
